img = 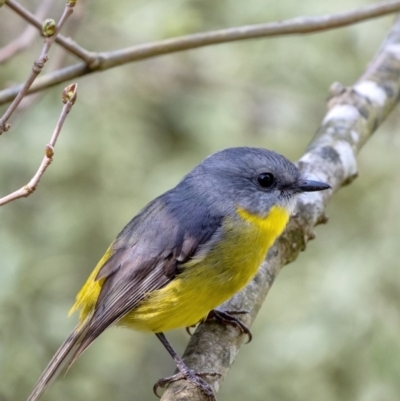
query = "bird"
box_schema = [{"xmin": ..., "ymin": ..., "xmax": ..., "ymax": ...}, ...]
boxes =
[{"xmin": 26, "ymin": 147, "xmax": 330, "ymax": 401}]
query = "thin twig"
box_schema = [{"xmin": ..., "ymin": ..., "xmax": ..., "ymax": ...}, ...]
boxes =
[
  {"xmin": 160, "ymin": 14, "xmax": 400, "ymax": 401},
  {"xmin": 17, "ymin": 1, "xmax": 86, "ymax": 113},
  {"xmin": 0, "ymin": 83, "xmax": 78, "ymax": 207},
  {"xmin": 0, "ymin": 0, "xmax": 76, "ymax": 135},
  {"xmin": 4, "ymin": 0, "xmax": 95, "ymax": 64},
  {"xmin": 0, "ymin": 0, "xmax": 55, "ymax": 64},
  {"xmin": 1, "ymin": 0, "xmax": 400, "ymax": 105}
]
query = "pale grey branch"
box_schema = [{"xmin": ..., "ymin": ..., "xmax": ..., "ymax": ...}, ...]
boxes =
[
  {"xmin": 160, "ymin": 15, "xmax": 400, "ymax": 401},
  {"xmin": 1, "ymin": 0, "xmax": 400, "ymax": 105}
]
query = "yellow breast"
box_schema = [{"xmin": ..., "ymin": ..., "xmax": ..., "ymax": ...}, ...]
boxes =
[{"xmin": 121, "ymin": 205, "xmax": 290, "ymax": 332}]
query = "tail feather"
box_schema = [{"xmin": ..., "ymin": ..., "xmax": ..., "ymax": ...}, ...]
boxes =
[
  {"xmin": 27, "ymin": 324, "xmax": 89, "ymax": 401},
  {"xmin": 65, "ymin": 331, "xmax": 103, "ymax": 373}
]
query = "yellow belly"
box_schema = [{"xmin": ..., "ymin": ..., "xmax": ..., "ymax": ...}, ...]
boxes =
[{"xmin": 119, "ymin": 206, "xmax": 289, "ymax": 332}]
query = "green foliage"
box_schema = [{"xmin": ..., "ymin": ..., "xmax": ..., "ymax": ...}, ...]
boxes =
[{"xmin": 1, "ymin": 1, "xmax": 400, "ymax": 401}]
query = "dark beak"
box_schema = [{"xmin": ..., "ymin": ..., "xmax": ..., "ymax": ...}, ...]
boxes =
[{"xmin": 297, "ymin": 179, "xmax": 331, "ymax": 192}]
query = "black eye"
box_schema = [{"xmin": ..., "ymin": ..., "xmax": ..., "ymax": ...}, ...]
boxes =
[{"xmin": 257, "ymin": 173, "xmax": 274, "ymax": 188}]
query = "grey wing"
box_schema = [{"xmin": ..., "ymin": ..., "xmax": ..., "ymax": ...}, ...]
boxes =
[{"xmin": 71, "ymin": 192, "xmax": 223, "ymax": 358}]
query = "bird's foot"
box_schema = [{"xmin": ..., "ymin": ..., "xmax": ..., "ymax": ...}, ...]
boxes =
[
  {"xmin": 185, "ymin": 324, "xmax": 197, "ymax": 336},
  {"xmin": 206, "ymin": 309, "xmax": 252, "ymax": 343},
  {"xmin": 153, "ymin": 370, "xmax": 219, "ymax": 400}
]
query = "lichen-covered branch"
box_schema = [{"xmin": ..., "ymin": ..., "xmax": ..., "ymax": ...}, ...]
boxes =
[
  {"xmin": 1, "ymin": 0, "xmax": 400, "ymax": 105},
  {"xmin": 0, "ymin": 83, "xmax": 77, "ymax": 206},
  {"xmin": 160, "ymin": 15, "xmax": 400, "ymax": 401}
]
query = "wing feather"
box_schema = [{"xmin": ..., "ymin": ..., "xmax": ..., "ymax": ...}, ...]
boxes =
[{"xmin": 69, "ymin": 191, "xmax": 223, "ymax": 362}]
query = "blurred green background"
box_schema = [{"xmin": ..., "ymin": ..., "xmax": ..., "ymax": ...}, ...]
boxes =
[{"xmin": 1, "ymin": 1, "xmax": 400, "ymax": 401}]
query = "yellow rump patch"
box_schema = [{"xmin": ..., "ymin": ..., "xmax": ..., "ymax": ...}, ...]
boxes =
[{"xmin": 68, "ymin": 244, "xmax": 114, "ymax": 323}]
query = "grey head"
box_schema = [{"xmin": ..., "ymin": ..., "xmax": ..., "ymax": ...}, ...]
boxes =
[{"xmin": 178, "ymin": 147, "xmax": 330, "ymax": 217}]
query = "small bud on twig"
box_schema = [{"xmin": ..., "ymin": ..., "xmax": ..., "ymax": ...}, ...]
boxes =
[
  {"xmin": 45, "ymin": 145, "xmax": 54, "ymax": 158},
  {"xmin": 67, "ymin": 0, "xmax": 77, "ymax": 6},
  {"xmin": 42, "ymin": 18, "xmax": 56, "ymax": 37},
  {"xmin": 62, "ymin": 83, "xmax": 78, "ymax": 104},
  {"xmin": 0, "ymin": 83, "xmax": 78, "ymax": 206}
]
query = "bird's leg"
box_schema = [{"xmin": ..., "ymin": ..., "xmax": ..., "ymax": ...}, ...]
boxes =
[
  {"xmin": 153, "ymin": 333, "xmax": 219, "ymax": 400},
  {"xmin": 205, "ymin": 309, "xmax": 252, "ymax": 343},
  {"xmin": 185, "ymin": 324, "xmax": 197, "ymax": 336}
]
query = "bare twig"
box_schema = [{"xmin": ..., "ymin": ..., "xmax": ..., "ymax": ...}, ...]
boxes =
[
  {"xmin": 1, "ymin": 0, "xmax": 400, "ymax": 105},
  {"xmin": 160, "ymin": 15, "xmax": 400, "ymax": 401},
  {"xmin": 17, "ymin": 1, "xmax": 86, "ymax": 113},
  {"xmin": 0, "ymin": 0, "xmax": 76, "ymax": 135},
  {"xmin": 0, "ymin": 0, "xmax": 55, "ymax": 64},
  {"xmin": 4, "ymin": 0, "xmax": 95, "ymax": 64},
  {"xmin": 0, "ymin": 83, "xmax": 78, "ymax": 207}
]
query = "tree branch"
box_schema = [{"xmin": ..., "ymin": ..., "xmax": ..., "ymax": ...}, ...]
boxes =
[
  {"xmin": 1, "ymin": 0, "xmax": 400, "ymax": 105},
  {"xmin": 0, "ymin": 0, "xmax": 76, "ymax": 135},
  {"xmin": 0, "ymin": 0, "xmax": 55, "ymax": 64},
  {"xmin": 159, "ymin": 14, "xmax": 400, "ymax": 401},
  {"xmin": 16, "ymin": 0, "xmax": 85, "ymax": 114},
  {"xmin": 4, "ymin": 0, "xmax": 96, "ymax": 64},
  {"xmin": 0, "ymin": 83, "xmax": 78, "ymax": 206}
]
